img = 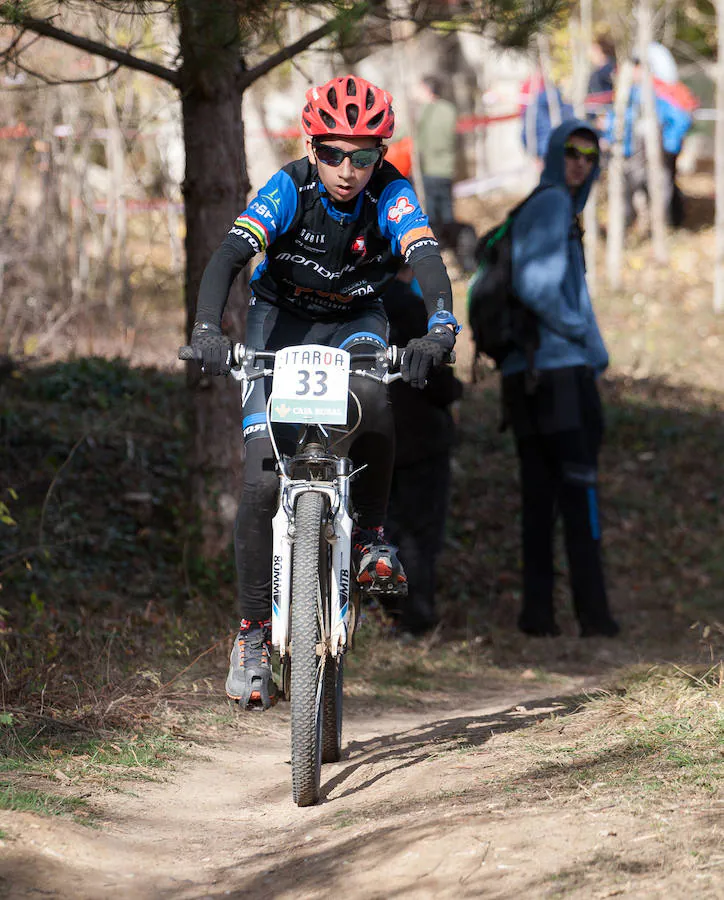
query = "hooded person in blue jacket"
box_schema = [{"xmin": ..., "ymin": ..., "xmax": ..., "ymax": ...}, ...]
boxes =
[
  {"xmin": 605, "ymin": 55, "xmax": 695, "ymax": 228},
  {"xmin": 502, "ymin": 119, "xmax": 619, "ymax": 639}
]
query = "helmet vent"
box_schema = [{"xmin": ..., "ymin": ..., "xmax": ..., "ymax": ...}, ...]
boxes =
[
  {"xmin": 346, "ymin": 78, "xmax": 357, "ymax": 97},
  {"xmin": 326, "ymin": 87, "xmax": 338, "ymax": 110},
  {"xmin": 367, "ymin": 111, "xmax": 383, "ymax": 130},
  {"xmin": 346, "ymin": 104, "xmax": 359, "ymax": 127},
  {"xmin": 365, "ymin": 88, "xmax": 375, "ymax": 110},
  {"xmin": 320, "ymin": 110, "xmax": 337, "ymax": 129}
]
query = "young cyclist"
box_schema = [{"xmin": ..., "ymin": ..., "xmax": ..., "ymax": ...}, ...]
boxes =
[{"xmin": 190, "ymin": 75, "xmax": 459, "ymax": 709}]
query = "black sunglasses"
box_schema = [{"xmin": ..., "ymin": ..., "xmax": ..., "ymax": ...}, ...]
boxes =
[
  {"xmin": 313, "ymin": 141, "xmax": 383, "ymax": 170},
  {"xmin": 564, "ymin": 144, "xmax": 599, "ymax": 164}
]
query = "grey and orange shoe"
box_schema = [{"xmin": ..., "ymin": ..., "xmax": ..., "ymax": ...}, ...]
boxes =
[
  {"xmin": 352, "ymin": 526, "xmax": 408, "ymax": 597},
  {"xmin": 225, "ymin": 619, "xmax": 278, "ymax": 710}
]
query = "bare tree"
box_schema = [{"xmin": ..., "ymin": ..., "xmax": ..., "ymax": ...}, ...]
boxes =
[
  {"xmin": 716, "ymin": 0, "xmax": 724, "ymax": 314},
  {"xmin": 1, "ymin": 0, "xmax": 369, "ymax": 554},
  {"xmin": 572, "ymin": 0, "xmax": 598, "ymax": 293},
  {"xmin": 637, "ymin": 0, "xmax": 668, "ymax": 264},
  {"xmin": 606, "ymin": 60, "xmax": 633, "ymax": 290}
]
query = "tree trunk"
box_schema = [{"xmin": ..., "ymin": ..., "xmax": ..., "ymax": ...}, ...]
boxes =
[
  {"xmin": 537, "ymin": 35, "xmax": 561, "ymax": 129},
  {"xmin": 606, "ymin": 61, "xmax": 633, "ymax": 290},
  {"xmin": 572, "ymin": 0, "xmax": 598, "ymax": 294},
  {"xmin": 178, "ymin": 0, "xmax": 250, "ymax": 556},
  {"xmin": 716, "ymin": 0, "xmax": 724, "ymax": 313},
  {"xmin": 386, "ymin": 0, "xmax": 425, "ymax": 206},
  {"xmin": 637, "ymin": 0, "xmax": 668, "ymax": 263}
]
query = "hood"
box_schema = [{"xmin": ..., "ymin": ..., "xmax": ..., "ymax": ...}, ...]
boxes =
[{"xmin": 540, "ymin": 118, "xmax": 600, "ymax": 213}]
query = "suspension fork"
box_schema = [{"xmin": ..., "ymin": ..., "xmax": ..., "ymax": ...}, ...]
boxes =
[
  {"xmin": 271, "ymin": 475, "xmax": 294, "ymax": 657},
  {"xmin": 270, "ymin": 460, "xmax": 354, "ymax": 659},
  {"xmin": 329, "ymin": 457, "xmax": 353, "ymax": 657}
]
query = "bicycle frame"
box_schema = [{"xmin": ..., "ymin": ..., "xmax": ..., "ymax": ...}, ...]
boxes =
[
  {"xmin": 270, "ymin": 448, "xmax": 354, "ymax": 658},
  {"xmin": 230, "ymin": 343, "xmax": 401, "ymax": 661}
]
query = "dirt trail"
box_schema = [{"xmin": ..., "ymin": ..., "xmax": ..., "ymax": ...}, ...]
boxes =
[{"xmin": 3, "ymin": 673, "xmax": 722, "ymax": 900}]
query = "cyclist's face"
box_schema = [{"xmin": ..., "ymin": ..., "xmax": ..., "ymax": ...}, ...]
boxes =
[{"xmin": 306, "ymin": 136, "xmax": 385, "ymax": 203}]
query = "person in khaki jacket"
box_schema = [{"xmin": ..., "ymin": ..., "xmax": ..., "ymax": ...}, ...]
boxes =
[{"xmin": 415, "ymin": 76, "xmax": 457, "ymax": 228}]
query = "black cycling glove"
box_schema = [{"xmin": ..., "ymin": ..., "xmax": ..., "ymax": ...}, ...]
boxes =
[
  {"xmin": 190, "ymin": 322, "xmax": 232, "ymax": 376},
  {"xmin": 401, "ymin": 325, "xmax": 455, "ymax": 390}
]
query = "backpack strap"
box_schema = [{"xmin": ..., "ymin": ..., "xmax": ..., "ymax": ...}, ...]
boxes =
[{"xmin": 508, "ymin": 181, "xmax": 555, "ymax": 219}]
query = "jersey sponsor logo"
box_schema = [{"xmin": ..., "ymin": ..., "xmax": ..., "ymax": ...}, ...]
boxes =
[
  {"xmin": 262, "ymin": 188, "xmax": 281, "ymax": 214},
  {"xmin": 295, "ymin": 228, "xmax": 326, "ymax": 253},
  {"xmin": 229, "ymin": 227, "xmax": 261, "ymax": 252},
  {"xmin": 248, "ymin": 201, "xmax": 277, "ymax": 227},
  {"xmin": 387, "ymin": 196, "xmax": 415, "ymax": 222},
  {"xmin": 293, "ymin": 286, "xmax": 354, "ymax": 304},
  {"xmin": 233, "ymin": 215, "xmax": 269, "ymax": 250},
  {"xmin": 275, "ymin": 251, "xmax": 357, "ymax": 280},
  {"xmin": 400, "ymin": 225, "xmax": 437, "ymax": 256},
  {"xmin": 351, "ymin": 235, "xmax": 366, "ymax": 255},
  {"xmin": 403, "ymin": 237, "xmax": 438, "ymax": 263},
  {"xmin": 300, "ymin": 228, "xmax": 325, "ymax": 246},
  {"xmin": 299, "ymin": 181, "xmax": 317, "ymax": 192}
]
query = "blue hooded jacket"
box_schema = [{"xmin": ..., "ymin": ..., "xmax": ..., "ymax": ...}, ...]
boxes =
[
  {"xmin": 605, "ymin": 84, "xmax": 693, "ymax": 157},
  {"xmin": 502, "ymin": 119, "xmax": 609, "ymax": 377}
]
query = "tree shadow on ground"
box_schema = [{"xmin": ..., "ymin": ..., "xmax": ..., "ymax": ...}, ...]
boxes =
[{"xmin": 321, "ymin": 691, "xmax": 593, "ymax": 802}]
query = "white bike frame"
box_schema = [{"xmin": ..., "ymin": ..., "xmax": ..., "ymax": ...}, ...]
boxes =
[{"xmin": 231, "ymin": 344, "xmax": 401, "ymax": 663}]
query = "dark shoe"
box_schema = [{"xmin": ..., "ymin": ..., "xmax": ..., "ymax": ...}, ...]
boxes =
[
  {"xmin": 518, "ymin": 615, "xmax": 561, "ymax": 638},
  {"xmin": 352, "ymin": 526, "xmax": 408, "ymax": 597},
  {"xmin": 225, "ymin": 619, "xmax": 278, "ymax": 709},
  {"xmin": 580, "ymin": 618, "xmax": 620, "ymax": 638}
]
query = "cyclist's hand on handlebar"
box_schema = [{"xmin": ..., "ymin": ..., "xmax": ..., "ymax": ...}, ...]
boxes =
[
  {"xmin": 401, "ymin": 325, "xmax": 455, "ymax": 390},
  {"xmin": 190, "ymin": 322, "xmax": 232, "ymax": 376}
]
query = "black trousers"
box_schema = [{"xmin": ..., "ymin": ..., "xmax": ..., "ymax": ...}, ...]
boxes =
[
  {"xmin": 234, "ymin": 300, "xmax": 395, "ymax": 623},
  {"xmin": 503, "ymin": 367, "xmax": 615, "ymax": 633},
  {"xmin": 422, "ymin": 175, "xmax": 454, "ymax": 225},
  {"xmin": 624, "ymin": 149, "xmax": 684, "ymax": 228},
  {"xmin": 384, "ymin": 453, "xmax": 450, "ymax": 634}
]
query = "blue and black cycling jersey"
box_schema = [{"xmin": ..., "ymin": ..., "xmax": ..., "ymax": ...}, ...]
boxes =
[{"xmin": 195, "ymin": 157, "xmax": 456, "ymax": 331}]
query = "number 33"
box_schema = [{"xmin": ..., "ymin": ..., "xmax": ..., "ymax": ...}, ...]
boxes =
[{"xmin": 296, "ymin": 369, "xmax": 328, "ymax": 396}]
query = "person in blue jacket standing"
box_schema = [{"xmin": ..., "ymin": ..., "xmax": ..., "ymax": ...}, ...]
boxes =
[
  {"xmin": 502, "ymin": 120, "xmax": 619, "ymax": 639},
  {"xmin": 606, "ymin": 54, "xmax": 695, "ymax": 228}
]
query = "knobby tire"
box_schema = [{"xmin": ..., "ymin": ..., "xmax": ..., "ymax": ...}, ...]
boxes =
[
  {"xmin": 322, "ymin": 656, "xmax": 343, "ymax": 763},
  {"xmin": 291, "ymin": 490, "xmax": 328, "ymax": 807}
]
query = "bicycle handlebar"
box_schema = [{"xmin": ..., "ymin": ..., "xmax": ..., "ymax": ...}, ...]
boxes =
[
  {"xmin": 177, "ymin": 343, "xmax": 454, "ymax": 382},
  {"xmin": 178, "ymin": 343, "xmax": 411, "ymax": 367}
]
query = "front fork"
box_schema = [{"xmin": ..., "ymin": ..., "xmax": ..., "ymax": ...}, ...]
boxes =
[{"xmin": 271, "ymin": 458, "xmax": 353, "ymax": 659}]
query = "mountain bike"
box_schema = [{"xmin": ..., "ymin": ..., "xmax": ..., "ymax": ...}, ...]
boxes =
[{"xmin": 180, "ymin": 339, "xmax": 406, "ymax": 807}]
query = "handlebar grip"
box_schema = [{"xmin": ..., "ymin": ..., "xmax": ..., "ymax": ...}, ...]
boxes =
[{"xmin": 178, "ymin": 346, "xmax": 198, "ymax": 361}]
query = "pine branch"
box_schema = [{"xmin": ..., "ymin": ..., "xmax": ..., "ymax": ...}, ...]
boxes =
[{"xmin": 240, "ymin": 2, "xmax": 369, "ymax": 89}]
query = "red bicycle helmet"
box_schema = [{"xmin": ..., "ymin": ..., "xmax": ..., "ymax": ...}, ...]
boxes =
[{"xmin": 302, "ymin": 75, "xmax": 395, "ymax": 139}]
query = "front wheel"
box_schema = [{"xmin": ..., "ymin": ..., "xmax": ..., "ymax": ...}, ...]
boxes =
[
  {"xmin": 322, "ymin": 656, "xmax": 343, "ymax": 763},
  {"xmin": 290, "ymin": 491, "xmax": 329, "ymax": 807}
]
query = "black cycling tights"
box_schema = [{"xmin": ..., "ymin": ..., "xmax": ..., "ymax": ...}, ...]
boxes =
[{"xmin": 233, "ymin": 374, "xmax": 394, "ymax": 622}]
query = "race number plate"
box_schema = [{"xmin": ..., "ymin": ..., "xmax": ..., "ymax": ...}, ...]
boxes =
[{"xmin": 271, "ymin": 344, "xmax": 350, "ymax": 424}]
